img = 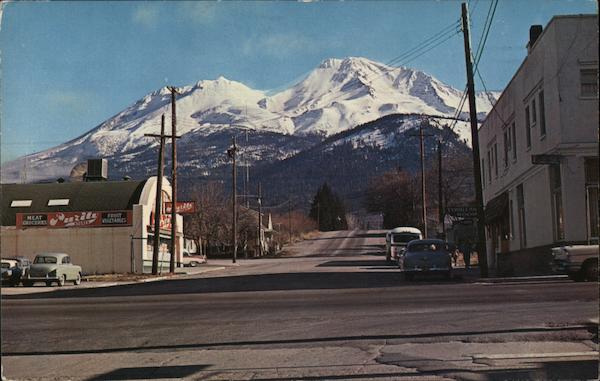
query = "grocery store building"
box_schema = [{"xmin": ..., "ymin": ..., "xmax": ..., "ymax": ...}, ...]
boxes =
[{"xmin": 0, "ymin": 175, "xmax": 183, "ymax": 274}]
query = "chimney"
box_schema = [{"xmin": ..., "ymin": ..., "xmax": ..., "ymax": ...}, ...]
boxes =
[
  {"xmin": 527, "ymin": 25, "xmax": 543, "ymax": 53},
  {"xmin": 85, "ymin": 159, "xmax": 108, "ymax": 181}
]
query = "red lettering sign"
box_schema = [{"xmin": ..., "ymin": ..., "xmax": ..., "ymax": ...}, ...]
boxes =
[
  {"xmin": 16, "ymin": 211, "xmax": 132, "ymax": 229},
  {"xmin": 164, "ymin": 201, "xmax": 196, "ymax": 214}
]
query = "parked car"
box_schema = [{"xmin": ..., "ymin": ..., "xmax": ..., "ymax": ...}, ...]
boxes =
[
  {"xmin": 182, "ymin": 251, "xmax": 207, "ymax": 267},
  {"xmin": 399, "ymin": 239, "xmax": 453, "ymax": 280},
  {"xmin": 386, "ymin": 227, "xmax": 423, "ymax": 263},
  {"xmin": 23, "ymin": 253, "xmax": 82, "ymax": 287},
  {"xmin": 2, "ymin": 259, "xmax": 23, "ymax": 286},
  {"xmin": 1, "ymin": 256, "xmax": 31, "ymax": 286},
  {"xmin": 552, "ymin": 245, "xmax": 598, "ymax": 282}
]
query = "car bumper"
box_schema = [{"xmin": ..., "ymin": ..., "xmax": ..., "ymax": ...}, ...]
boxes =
[
  {"xmin": 25, "ymin": 276, "xmax": 59, "ymax": 282},
  {"xmin": 403, "ymin": 266, "xmax": 451, "ymax": 273},
  {"xmin": 552, "ymin": 260, "xmax": 581, "ymax": 274}
]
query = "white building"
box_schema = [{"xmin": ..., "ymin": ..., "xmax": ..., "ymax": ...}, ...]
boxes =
[
  {"xmin": 1, "ymin": 176, "xmax": 184, "ymax": 274},
  {"xmin": 478, "ymin": 15, "xmax": 598, "ymax": 275}
]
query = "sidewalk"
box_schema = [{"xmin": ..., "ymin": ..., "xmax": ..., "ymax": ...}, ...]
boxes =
[{"xmin": 0, "ymin": 261, "xmax": 232, "ymax": 296}]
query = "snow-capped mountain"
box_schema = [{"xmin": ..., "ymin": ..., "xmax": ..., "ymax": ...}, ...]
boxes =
[{"xmin": 1, "ymin": 57, "xmax": 498, "ymax": 183}]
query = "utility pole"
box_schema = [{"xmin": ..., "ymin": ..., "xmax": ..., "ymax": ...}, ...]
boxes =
[
  {"xmin": 438, "ymin": 140, "xmax": 445, "ymax": 239},
  {"xmin": 168, "ymin": 87, "xmax": 179, "ymax": 273},
  {"xmin": 419, "ymin": 123, "xmax": 428, "ymax": 238},
  {"xmin": 461, "ymin": 2, "xmax": 488, "ymax": 277},
  {"xmin": 257, "ymin": 182, "xmax": 263, "ymax": 257},
  {"xmin": 145, "ymin": 114, "xmax": 166, "ymax": 275},
  {"xmin": 288, "ymin": 198, "xmax": 292, "ymax": 243},
  {"xmin": 227, "ymin": 137, "xmax": 238, "ymax": 263},
  {"xmin": 317, "ymin": 201, "xmax": 320, "ymax": 231}
]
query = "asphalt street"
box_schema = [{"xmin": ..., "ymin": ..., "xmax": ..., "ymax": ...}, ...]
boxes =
[{"xmin": 1, "ymin": 230, "xmax": 598, "ymax": 381}]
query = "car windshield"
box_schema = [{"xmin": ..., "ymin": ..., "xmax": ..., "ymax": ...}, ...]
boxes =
[
  {"xmin": 1, "ymin": 262, "xmax": 10, "ymax": 269},
  {"xmin": 409, "ymin": 243, "xmax": 442, "ymax": 252},
  {"xmin": 392, "ymin": 233, "xmax": 420, "ymax": 244},
  {"xmin": 34, "ymin": 256, "xmax": 57, "ymax": 264}
]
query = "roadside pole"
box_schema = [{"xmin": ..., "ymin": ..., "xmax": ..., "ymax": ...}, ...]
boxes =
[
  {"xmin": 168, "ymin": 86, "xmax": 178, "ymax": 274},
  {"xmin": 461, "ymin": 2, "xmax": 489, "ymax": 277},
  {"xmin": 419, "ymin": 123, "xmax": 428, "ymax": 238},
  {"xmin": 438, "ymin": 140, "xmax": 445, "ymax": 239},
  {"xmin": 257, "ymin": 182, "xmax": 263, "ymax": 257},
  {"xmin": 228, "ymin": 136, "xmax": 238, "ymax": 263}
]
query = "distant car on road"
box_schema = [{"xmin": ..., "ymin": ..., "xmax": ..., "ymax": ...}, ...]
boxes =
[
  {"xmin": 23, "ymin": 253, "xmax": 82, "ymax": 287},
  {"xmin": 182, "ymin": 251, "xmax": 207, "ymax": 267},
  {"xmin": 399, "ymin": 239, "xmax": 452, "ymax": 280},
  {"xmin": 386, "ymin": 227, "xmax": 422, "ymax": 263},
  {"xmin": 2, "ymin": 259, "xmax": 23, "ymax": 287},
  {"xmin": 552, "ymin": 245, "xmax": 598, "ymax": 282}
]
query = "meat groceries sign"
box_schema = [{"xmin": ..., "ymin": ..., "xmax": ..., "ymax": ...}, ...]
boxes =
[{"xmin": 16, "ymin": 211, "xmax": 132, "ymax": 229}]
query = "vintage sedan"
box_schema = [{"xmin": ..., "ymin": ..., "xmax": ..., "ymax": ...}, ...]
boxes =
[
  {"xmin": 23, "ymin": 253, "xmax": 82, "ymax": 287},
  {"xmin": 399, "ymin": 239, "xmax": 453, "ymax": 280},
  {"xmin": 2, "ymin": 259, "xmax": 23, "ymax": 286}
]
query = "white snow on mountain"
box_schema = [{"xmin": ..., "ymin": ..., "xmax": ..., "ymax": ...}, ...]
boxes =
[{"xmin": 1, "ymin": 57, "xmax": 499, "ymax": 183}]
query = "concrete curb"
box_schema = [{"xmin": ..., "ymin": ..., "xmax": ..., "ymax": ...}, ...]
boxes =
[{"xmin": 477, "ymin": 275, "xmax": 569, "ymax": 283}]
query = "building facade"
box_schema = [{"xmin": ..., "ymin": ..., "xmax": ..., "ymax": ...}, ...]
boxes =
[
  {"xmin": 1, "ymin": 177, "xmax": 183, "ymax": 274},
  {"xmin": 478, "ymin": 15, "xmax": 598, "ymax": 275}
]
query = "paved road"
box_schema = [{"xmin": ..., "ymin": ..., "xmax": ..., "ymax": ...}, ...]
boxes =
[{"xmin": 1, "ymin": 230, "xmax": 598, "ymax": 380}]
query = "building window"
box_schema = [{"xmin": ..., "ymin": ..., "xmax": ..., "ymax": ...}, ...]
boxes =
[
  {"xmin": 531, "ymin": 99, "xmax": 537, "ymax": 125},
  {"xmin": 47, "ymin": 199, "xmax": 70, "ymax": 206},
  {"xmin": 539, "ymin": 90, "xmax": 546, "ymax": 137},
  {"xmin": 525, "ymin": 106, "xmax": 531, "ymax": 148},
  {"xmin": 550, "ymin": 165, "xmax": 564, "ymax": 241},
  {"xmin": 517, "ymin": 184, "xmax": 527, "ymax": 248},
  {"xmin": 585, "ymin": 158, "xmax": 599, "ymax": 243},
  {"xmin": 481, "ymin": 158, "xmax": 486, "ymax": 188},
  {"xmin": 509, "ymin": 198, "xmax": 515, "ymax": 240},
  {"xmin": 10, "ymin": 200, "xmax": 32, "ymax": 207},
  {"xmin": 487, "ymin": 150, "xmax": 492, "ymax": 184},
  {"xmin": 511, "ymin": 122, "xmax": 517, "ymax": 161},
  {"xmin": 503, "ymin": 130, "xmax": 510, "ymax": 168},
  {"xmin": 581, "ymin": 68, "xmax": 598, "ymax": 98},
  {"xmin": 493, "ymin": 143, "xmax": 498, "ymax": 178}
]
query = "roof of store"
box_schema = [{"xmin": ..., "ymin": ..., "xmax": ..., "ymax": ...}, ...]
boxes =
[{"xmin": 1, "ymin": 180, "xmax": 147, "ymax": 226}]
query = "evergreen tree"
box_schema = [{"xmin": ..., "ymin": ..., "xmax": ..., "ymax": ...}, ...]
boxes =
[{"xmin": 309, "ymin": 183, "xmax": 348, "ymax": 231}]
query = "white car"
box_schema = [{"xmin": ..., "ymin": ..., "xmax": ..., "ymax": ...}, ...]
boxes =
[
  {"xmin": 552, "ymin": 245, "xmax": 598, "ymax": 282},
  {"xmin": 181, "ymin": 252, "xmax": 207, "ymax": 267}
]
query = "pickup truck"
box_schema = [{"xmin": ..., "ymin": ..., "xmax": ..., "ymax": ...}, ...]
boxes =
[{"xmin": 552, "ymin": 245, "xmax": 598, "ymax": 281}]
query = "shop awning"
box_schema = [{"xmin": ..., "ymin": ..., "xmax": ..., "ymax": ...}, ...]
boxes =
[{"xmin": 485, "ymin": 191, "xmax": 509, "ymax": 224}]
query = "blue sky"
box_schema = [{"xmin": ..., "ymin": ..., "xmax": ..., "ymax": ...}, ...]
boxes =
[{"xmin": 1, "ymin": 0, "xmax": 597, "ymax": 163}]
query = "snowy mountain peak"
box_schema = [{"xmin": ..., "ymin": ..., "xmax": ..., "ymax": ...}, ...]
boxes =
[{"xmin": 1, "ymin": 56, "xmax": 500, "ymax": 183}]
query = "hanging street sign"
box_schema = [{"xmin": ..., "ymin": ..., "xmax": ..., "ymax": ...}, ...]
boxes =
[
  {"xmin": 446, "ymin": 206, "xmax": 478, "ymax": 219},
  {"xmin": 165, "ymin": 201, "xmax": 197, "ymax": 214}
]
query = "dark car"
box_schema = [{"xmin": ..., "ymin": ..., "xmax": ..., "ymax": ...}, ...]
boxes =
[{"xmin": 399, "ymin": 239, "xmax": 453, "ymax": 280}]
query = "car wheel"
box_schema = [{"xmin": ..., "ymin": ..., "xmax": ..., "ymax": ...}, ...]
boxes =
[
  {"xmin": 444, "ymin": 270, "xmax": 452, "ymax": 280},
  {"xmin": 45, "ymin": 281, "xmax": 53, "ymax": 287},
  {"xmin": 404, "ymin": 273, "xmax": 414, "ymax": 281},
  {"xmin": 23, "ymin": 281, "xmax": 33, "ymax": 287},
  {"xmin": 583, "ymin": 259, "xmax": 598, "ymax": 282},
  {"xmin": 74, "ymin": 272, "xmax": 82, "ymax": 285},
  {"xmin": 57, "ymin": 275, "xmax": 66, "ymax": 287},
  {"xmin": 190, "ymin": 261, "xmax": 198, "ymax": 267}
]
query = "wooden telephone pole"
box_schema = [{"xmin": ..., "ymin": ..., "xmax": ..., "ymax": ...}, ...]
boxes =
[
  {"xmin": 145, "ymin": 115, "xmax": 166, "ymax": 275},
  {"xmin": 168, "ymin": 86, "xmax": 179, "ymax": 274},
  {"xmin": 227, "ymin": 137, "xmax": 238, "ymax": 263},
  {"xmin": 461, "ymin": 2, "xmax": 488, "ymax": 277},
  {"xmin": 257, "ymin": 182, "xmax": 262, "ymax": 257}
]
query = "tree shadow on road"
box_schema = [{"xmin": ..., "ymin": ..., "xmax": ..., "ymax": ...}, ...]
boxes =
[{"xmin": 3, "ymin": 270, "xmax": 464, "ymax": 300}]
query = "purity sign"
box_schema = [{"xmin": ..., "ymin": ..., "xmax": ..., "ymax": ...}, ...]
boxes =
[{"xmin": 16, "ymin": 211, "xmax": 133, "ymax": 229}]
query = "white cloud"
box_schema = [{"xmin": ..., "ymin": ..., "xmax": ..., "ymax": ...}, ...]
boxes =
[
  {"xmin": 243, "ymin": 33, "xmax": 315, "ymax": 58},
  {"xmin": 132, "ymin": 6, "xmax": 159, "ymax": 27},
  {"xmin": 177, "ymin": 2, "xmax": 217, "ymax": 25}
]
